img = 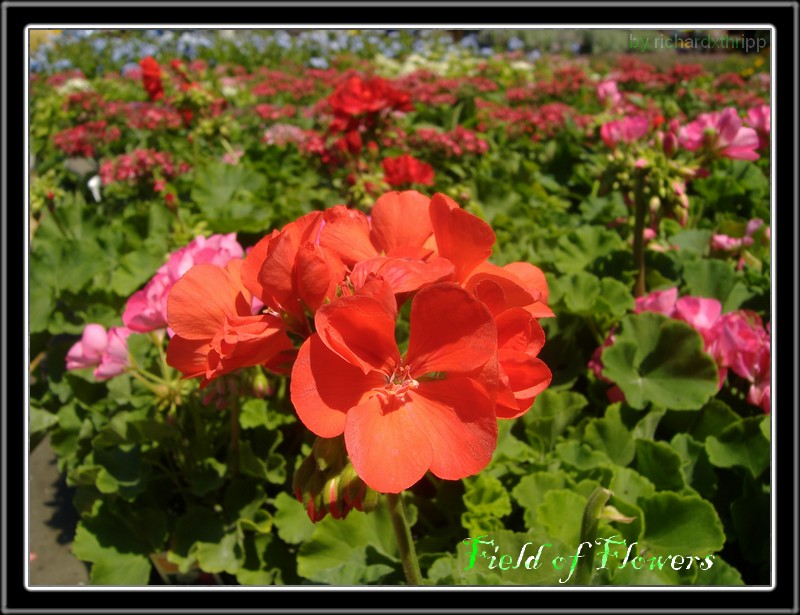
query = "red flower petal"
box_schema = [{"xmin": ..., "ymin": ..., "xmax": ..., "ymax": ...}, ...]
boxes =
[
  {"xmin": 407, "ymin": 284, "xmax": 496, "ymax": 376},
  {"xmin": 408, "ymin": 378, "xmax": 497, "ymax": 481},
  {"xmin": 370, "ymin": 191, "xmax": 433, "ymax": 254},
  {"xmin": 351, "ymin": 255, "xmax": 454, "ymax": 296},
  {"xmin": 291, "ymin": 334, "xmax": 385, "ymax": 438},
  {"xmin": 167, "ymin": 263, "xmax": 246, "ymax": 340},
  {"xmin": 294, "ymin": 242, "xmax": 346, "ymax": 313},
  {"xmin": 315, "ymin": 295, "xmax": 400, "ymax": 375},
  {"xmin": 318, "ymin": 205, "xmax": 377, "ymax": 266},
  {"xmin": 344, "ymin": 396, "xmax": 433, "ymax": 494},
  {"xmin": 166, "ymin": 335, "xmax": 211, "ymax": 380},
  {"xmin": 497, "ymin": 354, "xmax": 552, "ymax": 419},
  {"xmin": 240, "ymin": 231, "xmax": 278, "ymax": 304},
  {"xmin": 496, "ymin": 307, "xmax": 545, "ymax": 357},
  {"xmin": 429, "ymin": 193, "xmax": 495, "ymax": 283}
]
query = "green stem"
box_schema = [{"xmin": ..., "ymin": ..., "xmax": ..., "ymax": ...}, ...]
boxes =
[
  {"xmin": 127, "ymin": 369, "xmax": 165, "ymax": 395},
  {"xmin": 632, "ymin": 171, "xmax": 648, "ymax": 298},
  {"xmin": 574, "ymin": 487, "xmax": 613, "ymax": 585},
  {"xmin": 150, "ymin": 331, "xmax": 172, "ymax": 379},
  {"xmin": 386, "ymin": 492, "xmax": 423, "ymax": 586}
]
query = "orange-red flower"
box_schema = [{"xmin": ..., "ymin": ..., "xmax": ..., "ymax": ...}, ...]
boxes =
[
  {"xmin": 140, "ymin": 56, "xmax": 164, "ymax": 102},
  {"xmin": 240, "ymin": 211, "xmax": 347, "ymax": 337},
  {"xmin": 382, "ymin": 154, "xmax": 435, "ymax": 187},
  {"xmin": 290, "ymin": 283, "xmax": 498, "ymax": 494},
  {"xmin": 166, "ymin": 259, "xmax": 294, "ymax": 387}
]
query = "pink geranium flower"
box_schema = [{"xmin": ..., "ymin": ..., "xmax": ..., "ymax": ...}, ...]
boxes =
[
  {"xmin": 599, "ymin": 116, "xmax": 650, "ymax": 148},
  {"xmin": 66, "ymin": 324, "xmax": 132, "ymax": 380},
  {"xmin": 123, "ymin": 233, "xmax": 244, "ymax": 333},
  {"xmin": 597, "ymin": 80, "xmax": 622, "ymax": 109},
  {"xmin": 745, "ymin": 105, "xmax": 770, "ymax": 150},
  {"xmin": 65, "ymin": 324, "xmax": 108, "ymax": 370},
  {"xmin": 678, "ymin": 107, "xmax": 760, "ymax": 161}
]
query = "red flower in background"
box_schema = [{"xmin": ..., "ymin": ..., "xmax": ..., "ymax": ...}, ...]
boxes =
[
  {"xmin": 382, "ymin": 154, "xmax": 435, "ymax": 187},
  {"xmin": 328, "ymin": 75, "xmax": 413, "ymax": 118},
  {"xmin": 290, "ymin": 283, "xmax": 498, "ymax": 493},
  {"xmin": 140, "ymin": 56, "xmax": 164, "ymax": 102}
]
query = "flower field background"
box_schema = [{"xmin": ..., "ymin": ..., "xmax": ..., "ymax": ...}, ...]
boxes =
[{"xmin": 28, "ymin": 29, "xmax": 771, "ymax": 587}]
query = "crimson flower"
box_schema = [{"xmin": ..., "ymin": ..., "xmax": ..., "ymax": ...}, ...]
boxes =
[
  {"xmin": 382, "ymin": 154, "xmax": 435, "ymax": 187},
  {"xmin": 328, "ymin": 75, "xmax": 413, "ymax": 118},
  {"xmin": 290, "ymin": 283, "xmax": 498, "ymax": 494},
  {"xmin": 140, "ymin": 56, "xmax": 164, "ymax": 102}
]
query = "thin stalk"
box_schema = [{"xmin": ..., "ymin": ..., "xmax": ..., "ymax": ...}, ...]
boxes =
[
  {"xmin": 574, "ymin": 487, "xmax": 613, "ymax": 585},
  {"xmin": 386, "ymin": 492, "xmax": 423, "ymax": 586},
  {"xmin": 632, "ymin": 171, "xmax": 648, "ymax": 298}
]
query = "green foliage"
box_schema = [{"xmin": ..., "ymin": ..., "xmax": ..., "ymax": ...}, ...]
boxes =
[{"xmin": 30, "ymin": 31, "xmax": 770, "ymax": 588}]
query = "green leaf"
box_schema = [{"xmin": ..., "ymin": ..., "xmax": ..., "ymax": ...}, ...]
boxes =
[
  {"xmin": 697, "ymin": 556, "xmax": 744, "ymax": 585},
  {"xmin": 456, "ymin": 530, "xmax": 571, "ymax": 585},
  {"xmin": 682, "ymin": 259, "xmax": 752, "ymax": 311},
  {"xmin": 609, "ymin": 467, "xmax": 656, "ymax": 505},
  {"xmin": 239, "ymin": 398, "xmax": 295, "ymax": 430},
  {"xmin": 670, "ymin": 433, "xmax": 718, "ymax": 498},
  {"xmin": 272, "ymin": 492, "xmax": 315, "ymax": 545},
  {"xmin": 72, "ymin": 501, "xmax": 166, "ymax": 585},
  {"xmin": 110, "ymin": 249, "xmax": 167, "ymax": 297},
  {"xmin": 583, "ymin": 405, "xmax": 635, "ymax": 466},
  {"xmin": 536, "ymin": 489, "xmax": 587, "ymax": 548},
  {"xmin": 688, "ymin": 400, "xmax": 741, "ymax": 442},
  {"xmin": 190, "ymin": 162, "xmax": 270, "ymax": 233},
  {"xmin": 30, "ymin": 406, "xmax": 59, "ymax": 434},
  {"xmin": 296, "ymin": 501, "xmax": 400, "ymax": 584},
  {"xmin": 552, "ymin": 225, "xmax": 623, "ymax": 274},
  {"xmin": 639, "ymin": 492, "xmax": 725, "ymax": 557},
  {"xmin": 520, "ymin": 390, "xmax": 587, "ymax": 451},
  {"xmin": 223, "ymin": 478, "xmax": 267, "ymax": 524},
  {"xmin": 555, "ymin": 440, "xmax": 614, "ymax": 471},
  {"xmin": 705, "ymin": 417, "xmax": 770, "ymax": 478},
  {"xmin": 188, "ymin": 457, "xmax": 227, "ymax": 497},
  {"xmin": 594, "ymin": 278, "xmax": 635, "ymax": 319},
  {"xmin": 168, "ymin": 507, "xmax": 242, "ymax": 575},
  {"xmin": 634, "ymin": 439, "xmax": 685, "ymax": 492},
  {"xmin": 554, "ymin": 271, "xmax": 600, "ymax": 315},
  {"xmin": 669, "ymin": 229, "xmax": 712, "ymax": 256},
  {"xmin": 238, "ymin": 432, "xmax": 286, "ymax": 484},
  {"xmin": 601, "ymin": 312, "xmax": 719, "ymax": 410},
  {"xmin": 512, "ymin": 471, "xmax": 574, "ymax": 529},
  {"xmin": 93, "ymin": 445, "xmax": 148, "ymax": 500}
]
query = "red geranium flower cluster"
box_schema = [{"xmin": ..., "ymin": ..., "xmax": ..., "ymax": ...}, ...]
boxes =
[
  {"xmin": 166, "ymin": 191, "xmax": 553, "ymax": 495},
  {"xmin": 140, "ymin": 56, "xmax": 164, "ymax": 102},
  {"xmin": 99, "ymin": 149, "xmax": 190, "ymax": 187},
  {"xmin": 53, "ymin": 121, "xmax": 121, "ymax": 157},
  {"xmin": 382, "ymin": 153, "xmax": 435, "ymax": 187},
  {"xmin": 326, "ymin": 75, "xmax": 413, "ymax": 155},
  {"xmin": 410, "ymin": 126, "xmax": 489, "ymax": 158}
]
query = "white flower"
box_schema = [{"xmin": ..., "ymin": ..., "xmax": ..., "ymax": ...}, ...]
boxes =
[{"xmin": 87, "ymin": 175, "xmax": 102, "ymax": 203}]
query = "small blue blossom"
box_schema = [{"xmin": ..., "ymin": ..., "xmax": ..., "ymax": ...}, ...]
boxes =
[
  {"xmin": 507, "ymin": 36, "xmax": 524, "ymax": 51},
  {"xmin": 309, "ymin": 56, "xmax": 329, "ymax": 69}
]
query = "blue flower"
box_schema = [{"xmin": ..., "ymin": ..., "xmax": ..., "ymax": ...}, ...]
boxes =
[
  {"xmin": 460, "ymin": 33, "xmax": 479, "ymax": 49},
  {"xmin": 309, "ymin": 56, "xmax": 328, "ymax": 69},
  {"xmin": 508, "ymin": 36, "xmax": 524, "ymax": 51}
]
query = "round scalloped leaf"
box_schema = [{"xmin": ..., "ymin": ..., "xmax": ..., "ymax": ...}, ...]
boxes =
[{"xmin": 601, "ymin": 312, "xmax": 719, "ymax": 410}]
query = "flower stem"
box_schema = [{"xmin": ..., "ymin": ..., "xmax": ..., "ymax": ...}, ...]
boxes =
[
  {"xmin": 575, "ymin": 487, "xmax": 613, "ymax": 585},
  {"xmin": 632, "ymin": 170, "xmax": 648, "ymax": 298},
  {"xmin": 386, "ymin": 492, "xmax": 423, "ymax": 586}
]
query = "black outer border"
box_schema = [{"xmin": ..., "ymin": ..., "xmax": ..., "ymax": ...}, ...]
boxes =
[{"xmin": 3, "ymin": 2, "xmax": 797, "ymax": 613}]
